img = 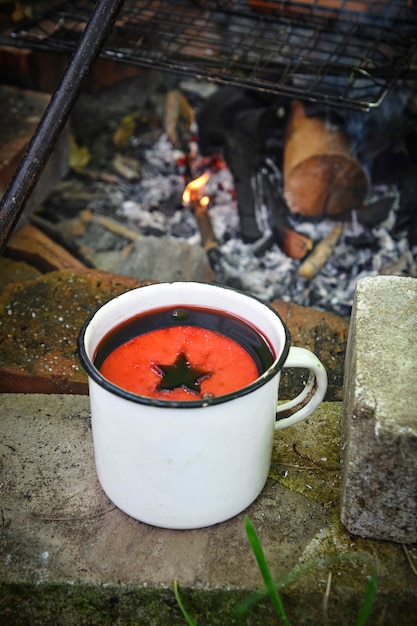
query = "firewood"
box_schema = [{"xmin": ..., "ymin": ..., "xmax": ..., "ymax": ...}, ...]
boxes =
[
  {"xmin": 192, "ymin": 202, "xmax": 218, "ymax": 253},
  {"xmin": 5, "ymin": 223, "xmax": 87, "ymax": 272},
  {"xmin": 29, "ymin": 214, "xmax": 94, "ymax": 267},
  {"xmin": 165, "ymin": 89, "xmax": 195, "ymax": 147},
  {"xmin": 298, "ymin": 224, "xmax": 343, "ymax": 279},
  {"xmin": 112, "ymin": 153, "xmax": 141, "ymax": 180},
  {"xmin": 283, "ymin": 100, "xmax": 368, "ymax": 218},
  {"xmin": 90, "ymin": 214, "xmax": 140, "ymax": 242}
]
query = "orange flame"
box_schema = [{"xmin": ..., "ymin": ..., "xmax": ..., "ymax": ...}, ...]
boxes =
[{"xmin": 182, "ymin": 172, "xmax": 210, "ymax": 207}]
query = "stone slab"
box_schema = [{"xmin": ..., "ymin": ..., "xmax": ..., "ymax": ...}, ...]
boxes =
[
  {"xmin": 95, "ymin": 233, "xmax": 214, "ymax": 283},
  {"xmin": 340, "ymin": 276, "xmax": 417, "ymax": 542},
  {"xmin": 1, "ymin": 395, "xmax": 417, "ymax": 625}
]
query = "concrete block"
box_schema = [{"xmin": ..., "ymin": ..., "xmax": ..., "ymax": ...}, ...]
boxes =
[{"xmin": 340, "ymin": 276, "xmax": 417, "ymax": 542}]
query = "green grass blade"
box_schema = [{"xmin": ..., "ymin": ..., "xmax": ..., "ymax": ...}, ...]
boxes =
[
  {"xmin": 355, "ymin": 574, "xmax": 378, "ymax": 626},
  {"xmin": 238, "ymin": 549, "xmax": 377, "ymax": 624},
  {"xmin": 174, "ymin": 579, "xmax": 198, "ymax": 626},
  {"xmin": 245, "ymin": 515, "xmax": 291, "ymax": 626}
]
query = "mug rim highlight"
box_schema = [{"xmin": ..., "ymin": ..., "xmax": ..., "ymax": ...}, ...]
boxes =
[{"xmin": 77, "ymin": 281, "xmax": 290, "ymax": 409}]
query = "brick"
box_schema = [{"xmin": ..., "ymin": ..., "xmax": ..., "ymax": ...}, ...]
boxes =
[
  {"xmin": 0, "ymin": 269, "xmax": 146, "ymax": 394},
  {"xmin": 340, "ymin": 276, "xmax": 417, "ymax": 542},
  {"xmin": 271, "ymin": 299, "xmax": 348, "ymax": 401},
  {"xmin": 0, "ymin": 45, "xmax": 143, "ymax": 94},
  {"xmin": 0, "ymin": 270, "xmax": 347, "ymax": 398},
  {"xmin": 0, "ymin": 256, "xmax": 41, "ymax": 292}
]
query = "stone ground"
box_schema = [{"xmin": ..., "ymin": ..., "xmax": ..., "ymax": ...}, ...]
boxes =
[
  {"xmin": 1, "ymin": 394, "xmax": 417, "ymax": 626},
  {"xmin": 0, "ymin": 260, "xmax": 417, "ymax": 625}
]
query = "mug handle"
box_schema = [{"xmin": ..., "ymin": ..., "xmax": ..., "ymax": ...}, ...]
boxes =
[{"xmin": 275, "ymin": 346, "xmax": 328, "ymax": 431}]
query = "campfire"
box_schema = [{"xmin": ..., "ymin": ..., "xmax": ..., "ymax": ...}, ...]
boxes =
[
  {"xmin": 1, "ymin": 0, "xmax": 416, "ymax": 318},
  {"xmin": 10, "ymin": 73, "xmax": 412, "ymax": 320},
  {"xmin": 182, "ymin": 172, "xmax": 219, "ymax": 259}
]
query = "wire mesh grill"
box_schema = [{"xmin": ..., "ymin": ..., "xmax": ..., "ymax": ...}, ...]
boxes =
[{"xmin": 7, "ymin": 0, "xmax": 417, "ymax": 110}]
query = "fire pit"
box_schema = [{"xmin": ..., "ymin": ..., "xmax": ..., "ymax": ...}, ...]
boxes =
[
  {"xmin": 1, "ymin": 0, "xmax": 417, "ymax": 317},
  {"xmin": 25, "ymin": 70, "xmax": 416, "ymax": 319}
]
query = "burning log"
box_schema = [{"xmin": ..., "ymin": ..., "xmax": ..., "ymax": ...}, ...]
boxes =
[
  {"xmin": 182, "ymin": 173, "xmax": 219, "ymax": 259},
  {"xmin": 192, "ymin": 198, "xmax": 218, "ymax": 255},
  {"xmin": 197, "ymin": 86, "xmax": 280, "ymax": 243},
  {"xmin": 283, "ymin": 100, "xmax": 368, "ymax": 219},
  {"xmin": 196, "ymin": 88, "xmax": 364, "ymax": 257}
]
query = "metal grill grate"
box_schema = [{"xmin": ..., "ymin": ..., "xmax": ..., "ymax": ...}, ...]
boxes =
[{"xmin": 6, "ymin": 0, "xmax": 417, "ymax": 110}]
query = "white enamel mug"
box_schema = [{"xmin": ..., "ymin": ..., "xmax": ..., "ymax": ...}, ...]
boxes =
[{"xmin": 78, "ymin": 282, "xmax": 327, "ymax": 529}]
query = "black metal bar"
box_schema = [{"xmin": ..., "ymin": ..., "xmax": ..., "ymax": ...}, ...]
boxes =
[{"xmin": 0, "ymin": 0, "xmax": 126, "ymax": 255}]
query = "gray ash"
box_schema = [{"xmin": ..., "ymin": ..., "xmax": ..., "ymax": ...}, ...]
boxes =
[
  {"xmin": 113, "ymin": 133, "xmax": 416, "ymax": 318},
  {"xmin": 43, "ymin": 80, "xmax": 417, "ymax": 319}
]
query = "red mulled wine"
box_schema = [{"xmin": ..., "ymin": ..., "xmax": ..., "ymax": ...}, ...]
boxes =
[{"xmin": 94, "ymin": 305, "xmax": 275, "ymax": 401}]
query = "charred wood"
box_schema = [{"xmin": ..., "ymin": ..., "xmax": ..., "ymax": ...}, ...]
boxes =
[
  {"xmin": 257, "ymin": 159, "xmax": 312, "ymax": 260},
  {"xmin": 197, "ymin": 86, "xmax": 287, "ymax": 243}
]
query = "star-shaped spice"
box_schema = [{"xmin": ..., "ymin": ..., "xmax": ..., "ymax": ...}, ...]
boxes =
[{"xmin": 154, "ymin": 351, "xmax": 212, "ymax": 394}]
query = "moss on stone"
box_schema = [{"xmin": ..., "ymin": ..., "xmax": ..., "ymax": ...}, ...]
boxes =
[
  {"xmin": 0, "ymin": 269, "xmax": 144, "ymax": 392},
  {"xmin": 2, "ymin": 577, "xmax": 417, "ymax": 626},
  {"xmin": 270, "ymin": 402, "xmax": 341, "ymax": 507}
]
